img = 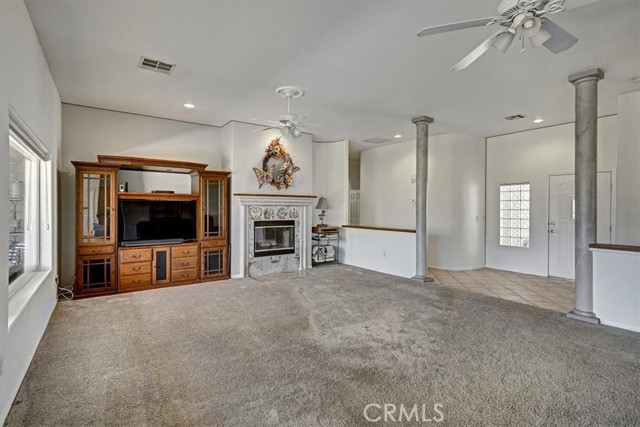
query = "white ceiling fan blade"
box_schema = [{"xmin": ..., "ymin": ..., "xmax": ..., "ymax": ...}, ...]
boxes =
[
  {"xmin": 417, "ymin": 17, "xmax": 495, "ymax": 37},
  {"xmin": 252, "ymin": 126, "xmax": 277, "ymax": 133},
  {"xmin": 562, "ymin": 0, "xmax": 599, "ymax": 11},
  {"xmin": 541, "ymin": 19, "xmax": 578, "ymax": 53},
  {"xmin": 451, "ymin": 30, "xmax": 505, "ymax": 71}
]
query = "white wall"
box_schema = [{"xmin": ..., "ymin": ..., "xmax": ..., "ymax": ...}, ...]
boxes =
[
  {"xmin": 60, "ymin": 104, "xmax": 222, "ymax": 284},
  {"xmin": 312, "ymin": 140, "xmax": 349, "ymax": 228},
  {"xmin": 359, "ymin": 133, "xmax": 486, "ymax": 270},
  {"xmin": 486, "ymin": 116, "xmax": 618, "ymax": 276},
  {"xmin": 117, "ymin": 170, "xmax": 192, "ymax": 194},
  {"xmin": 592, "ymin": 248, "xmax": 640, "ymax": 332},
  {"xmin": 341, "ymin": 227, "xmax": 415, "ymax": 278},
  {"xmin": 222, "ymin": 122, "xmax": 314, "ymax": 277},
  {"xmin": 0, "ymin": 0, "xmax": 61, "ymax": 421},
  {"xmin": 615, "ymin": 91, "xmax": 640, "ymax": 245},
  {"xmin": 61, "ymin": 104, "xmax": 222, "ymax": 172}
]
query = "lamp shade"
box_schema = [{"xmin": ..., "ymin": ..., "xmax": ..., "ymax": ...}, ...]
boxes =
[
  {"xmin": 492, "ymin": 30, "xmax": 516, "ymax": 53},
  {"xmin": 291, "ymin": 127, "xmax": 302, "ymax": 138},
  {"xmin": 316, "ymin": 196, "xmax": 328, "ymax": 210}
]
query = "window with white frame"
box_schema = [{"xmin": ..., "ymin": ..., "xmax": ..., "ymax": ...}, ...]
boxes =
[
  {"xmin": 8, "ymin": 125, "xmax": 46, "ymax": 292},
  {"xmin": 499, "ymin": 183, "xmax": 530, "ymax": 248}
]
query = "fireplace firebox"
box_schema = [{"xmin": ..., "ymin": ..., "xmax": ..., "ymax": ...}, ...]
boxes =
[{"xmin": 254, "ymin": 220, "xmax": 295, "ymax": 257}]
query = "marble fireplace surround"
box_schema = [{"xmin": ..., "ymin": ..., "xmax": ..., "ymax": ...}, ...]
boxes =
[{"xmin": 234, "ymin": 193, "xmax": 317, "ymax": 277}]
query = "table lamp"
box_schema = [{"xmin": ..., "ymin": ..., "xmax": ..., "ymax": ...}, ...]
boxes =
[{"xmin": 316, "ymin": 196, "xmax": 328, "ymax": 226}]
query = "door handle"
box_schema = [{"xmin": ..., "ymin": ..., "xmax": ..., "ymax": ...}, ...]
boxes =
[{"xmin": 549, "ymin": 230, "xmax": 557, "ymax": 234}]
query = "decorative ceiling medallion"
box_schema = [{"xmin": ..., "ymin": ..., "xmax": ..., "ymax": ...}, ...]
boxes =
[{"xmin": 253, "ymin": 137, "xmax": 300, "ymax": 190}]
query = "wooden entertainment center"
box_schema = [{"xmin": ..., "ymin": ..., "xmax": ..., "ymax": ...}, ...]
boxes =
[{"xmin": 72, "ymin": 155, "xmax": 230, "ymax": 298}]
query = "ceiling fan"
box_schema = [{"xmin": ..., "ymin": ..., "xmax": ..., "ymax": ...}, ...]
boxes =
[
  {"xmin": 257, "ymin": 86, "xmax": 306, "ymax": 138},
  {"xmin": 417, "ymin": 0, "xmax": 599, "ymax": 71}
]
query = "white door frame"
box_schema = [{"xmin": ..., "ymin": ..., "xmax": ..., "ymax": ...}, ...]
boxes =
[{"xmin": 545, "ymin": 169, "xmax": 616, "ymax": 277}]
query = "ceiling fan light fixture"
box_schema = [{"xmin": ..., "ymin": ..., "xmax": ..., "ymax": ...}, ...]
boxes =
[
  {"xmin": 492, "ymin": 30, "xmax": 516, "ymax": 53},
  {"xmin": 518, "ymin": 15, "xmax": 543, "ymax": 37},
  {"xmin": 529, "ymin": 27, "xmax": 551, "ymax": 48},
  {"xmin": 291, "ymin": 127, "xmax": 303, "ymax": 138}
]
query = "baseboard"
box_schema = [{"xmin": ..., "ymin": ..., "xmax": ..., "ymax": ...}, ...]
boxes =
[{"xmin": 600, "ymin": 320, "xmax": 640, "ymax": 333}]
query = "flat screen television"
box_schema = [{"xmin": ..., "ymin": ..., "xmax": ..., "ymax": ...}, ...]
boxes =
[{"xmin": 118, "ymin": 199, "xmax": 197, "ymax": 246}]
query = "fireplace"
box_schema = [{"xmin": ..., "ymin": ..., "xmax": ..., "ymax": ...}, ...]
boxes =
[
  {"xmin": 254, "ymin": 220, "xmax": 295, "ymax": 257},
  {"xmin": 235, "ymin": 194, "xmax": 316, "ymax": 278}
]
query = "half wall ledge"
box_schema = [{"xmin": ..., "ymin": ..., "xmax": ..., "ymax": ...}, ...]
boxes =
[{"xmin": 342, "ymin": 225, "xmax": 416, "ymax": 233}]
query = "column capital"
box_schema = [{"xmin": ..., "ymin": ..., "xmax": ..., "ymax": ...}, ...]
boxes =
[
  {"xmin": 569, "ymin": 68, "xmax": 605, "ymax": 85},
  {"xmin": 411, "ymin": 116, "xmax": 434, "ymax": 125}
]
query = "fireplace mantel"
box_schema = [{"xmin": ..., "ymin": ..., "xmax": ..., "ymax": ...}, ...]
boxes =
[{"xmin": 234, "ymin": 193, "xmax": 317, "ymax": 204}]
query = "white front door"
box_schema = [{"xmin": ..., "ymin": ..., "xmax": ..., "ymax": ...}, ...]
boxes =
[{"xmin": 548, "ymin": 172, "xmax": 612, "ymax": 279}]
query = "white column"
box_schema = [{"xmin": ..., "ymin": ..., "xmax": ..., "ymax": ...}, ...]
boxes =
[
  {"xmin": 567, "ymin": 68, "xmax": 604, "ymax": 325},
  {"xmin": 412, "ymin": 115, "xmax": 434, "ymax": 283}
]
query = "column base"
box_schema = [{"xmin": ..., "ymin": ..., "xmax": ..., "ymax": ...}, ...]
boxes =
[
  {"xmin": 567, "ymin": 310, "xmax": 601, "ymax": 325},
  {"xmin": 411, "ymin": 275, "xmax": 434, "ymax": 283}
]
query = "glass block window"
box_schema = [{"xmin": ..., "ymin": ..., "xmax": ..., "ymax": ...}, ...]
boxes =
[{"xmin": 499, "ymin": 183, "xmax": 530, "ymax": 248}]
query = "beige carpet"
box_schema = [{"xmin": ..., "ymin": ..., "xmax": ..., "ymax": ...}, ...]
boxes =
[{"xmin": 6, "ymin": 265, "xmax": 640, "ymax": 426}]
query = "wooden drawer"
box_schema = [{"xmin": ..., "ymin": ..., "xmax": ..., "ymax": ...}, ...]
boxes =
[
  {"xmin": 171, "ymin": 268, "xmax": 198, "ymax": 283},
  {"xmin": 172, "ymin": 257, "xmax": 198, "ymax": 271},
  {"xmin": 120, "ymin": 248, "xmax": 152, "ymax": 263},
  {"xmin": 201, "ymin": 240, "xmax": 226, "ymax": 249},
  {"xmin": 119, "ymin": 273, "xmax": 152, "ymax": 290},
  {"xmin": 78, "ymin": 245, "xmax": 114, "ymax": 256},
  {"xmin": 120, "ymin": 261, "xmax": 151, "ymax": 276},
  {"xmin": 172, "ymin": 244, "xmax": 199, "ymax": 259}
]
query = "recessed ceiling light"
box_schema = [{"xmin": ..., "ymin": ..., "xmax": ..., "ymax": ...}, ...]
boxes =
[
  {"xmin": 533, "ymin": 118, "xmax": 544, "ymax": 123},
  {"xmin": 394, "ymin": 134, "xmax": 402, "ymax": 138},
  {"xmin": 183, "ymin": 103, "xmax": 195, "ymax": 109}
]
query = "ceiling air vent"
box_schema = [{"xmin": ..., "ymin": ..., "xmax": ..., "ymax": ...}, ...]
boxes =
[
  {"xmin": 505, "ymin": 114, "xmax": 526, "ymax": 121},
  {"xmin": 363, "ymin": 137, "xmax": 392, "ymax": 144},
  {"xmin": 138, "ymin": 56, "xmax": 175, "ymax": 75}
]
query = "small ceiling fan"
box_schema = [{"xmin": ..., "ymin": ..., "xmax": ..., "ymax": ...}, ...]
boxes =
[
  {"xmin": 417, "ymin": 0, "xmax": 599, "ymax": 71},
  {"xmin": 257, "ymin": 86, "xmax": 306, "ymax": 139}
]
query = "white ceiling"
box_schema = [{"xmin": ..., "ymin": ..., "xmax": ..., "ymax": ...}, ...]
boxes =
[{"xmin": 25, "ymin": 0, "xmax": 640, "ymax": 154}]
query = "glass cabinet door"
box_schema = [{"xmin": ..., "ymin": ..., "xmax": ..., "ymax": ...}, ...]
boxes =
[
  {"xmin": 79, "ymin": 171, "xmax": 115, "ymax": 245},
  {"xmin": 78, "ymin": 254, "xmax": 116, "ymax": 294},
  {"xmin": 202, "ymin": 177, "xmax": 226, "ymax": 240},
  {"xmin": 201, "ymin": 246, "xmax": 226, "ymax": 279}
]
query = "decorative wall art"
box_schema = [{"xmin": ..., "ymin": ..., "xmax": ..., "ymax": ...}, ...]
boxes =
[{"xmin": 253, "ymin": 137, "xmax": 300, "ymax": 190}]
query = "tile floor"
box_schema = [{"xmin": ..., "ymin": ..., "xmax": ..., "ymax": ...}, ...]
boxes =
[{"xmin": 429, "ymin": 268, "xmax": 575, "ymax": 313}]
